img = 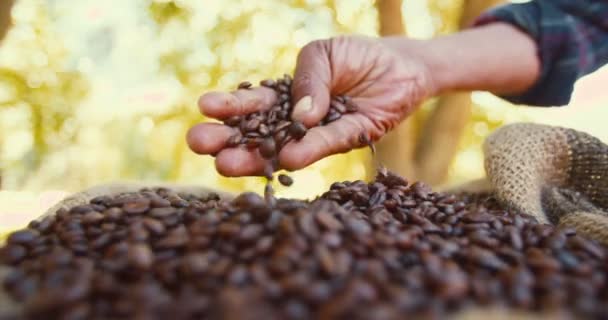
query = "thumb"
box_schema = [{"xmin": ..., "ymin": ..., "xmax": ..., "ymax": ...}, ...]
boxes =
[{"xmin": 291, "ymin": 40, "xmax": 332, "ymax": 127}]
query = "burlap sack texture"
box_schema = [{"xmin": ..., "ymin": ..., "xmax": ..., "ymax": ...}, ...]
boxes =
[{"xmin": 483, "ymin": 123, "xmax": 608, "ymax": 245}]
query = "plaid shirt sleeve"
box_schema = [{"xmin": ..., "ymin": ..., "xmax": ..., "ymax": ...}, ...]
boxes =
[{"xmin": 473, "ymin": 0, "xmax": 608, "ymax": 107}]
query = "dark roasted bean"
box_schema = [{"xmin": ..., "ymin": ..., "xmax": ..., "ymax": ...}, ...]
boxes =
[
  {"xmin": 288, "ymin": 121, "xmax": 307, "ymax": 140},
  {"xmin": 259, "ymin": 138, "xmax": 276, "ymax": 159},
  {"xmin": 127, "ymin": 244, "xmax": 153, "ymax": 270},
  {"xmin": 143, "ymin": 217, "xmax": 166, "ymax": 235},
  {"xmin": 82, "ymin": 211, "xmax": 104, "ymax": 225},
  {"xmin": 1, "ymin": 168, "xmax": 607, "ymax": 319},
  {"xmin": 238, "ymin": 81, "xmax": 252, "ymax": 89},
  {"xmin": 226, "ymin": 133, "xmax": 242, "ymax": 147},
  {"xmin": 1, "ymin": 244, "xmax": 27, "ymax": 265},
  {"xmin": 260, "ymin": 79, "xmax": 276, "ymax": 88},
  {"xmin": 149, "ymin": 207, "xmax": 177, "ymax": 219},
  {"xmin": 278, "ymin": 174, "xmax": 293, "ymax": 187},
  {"xmin": 7, "ymin": 229, "xmax": 39, "ymax": 245},
  {"xmin": 234, "ymin": 192, "xmax": 266, "ymax": 209}
]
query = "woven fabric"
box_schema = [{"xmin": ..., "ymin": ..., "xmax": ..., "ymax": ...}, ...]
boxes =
[{"xmin": 484, "ymin": 123, "xmax": 608, "ymax": 244}]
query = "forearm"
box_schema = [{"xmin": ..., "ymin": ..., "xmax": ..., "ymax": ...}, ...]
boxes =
[{"xmin": 382, "ymin": 22, "xmax": 540, "ymax": 98}]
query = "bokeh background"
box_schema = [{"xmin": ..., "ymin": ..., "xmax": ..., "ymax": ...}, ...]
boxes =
[{"xmin": 1, "ymin": 0, "xmax": 608, "ymax": 234}]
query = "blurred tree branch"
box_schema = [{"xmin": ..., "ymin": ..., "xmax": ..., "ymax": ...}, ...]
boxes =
[
  {"xmin": 375, "ymin": 0, "xmax": 504, "ymax": 186},
  {"xmin": 374, "ymin": 0, "xmax": 418, "ymax": 181},
  {"xmin": 0, "ymin": 0, "xmax": 15, "ymax": 42},
  {"xmin": 414, "ymin": 0, "xmax": 505, "ymax": 186}
]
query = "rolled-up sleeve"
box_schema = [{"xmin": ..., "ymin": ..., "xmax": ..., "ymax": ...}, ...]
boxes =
[{"xmin": 473, "ymin": 0, "xmax": 608, "ymax": 107}]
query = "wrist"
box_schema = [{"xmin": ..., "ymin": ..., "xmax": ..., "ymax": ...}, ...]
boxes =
[
  {"xmin": 379, "ymin": 37, "xmax": 443, "ymax": 98},
  {"xmin": 381, "ymin": 22, "xmax": 540, "ymax": 97}
]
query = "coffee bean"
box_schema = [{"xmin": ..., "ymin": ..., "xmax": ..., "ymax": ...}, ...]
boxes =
[
  {"xmin": 1, "ymin": 244, "xmax": 27, "ymax": 265},
  {"xmin": 288, "ymin": 121, "xmax": 307, "ymax": 140},
  {"xmin": 345, "ymin": 102, "xmax": 359, "ymax": 113},
  {"xmin": 150, "ymin": 197, "xmax": 171, "ymax": 208},
  {"xmin": 149, "ymin": 207, "xmax": 177, "ymax": 219},
  {"xmin": 127, "ymin": 244, "xmax": 153, "ymax": 270},
  {"xmin": 234, "ymin": 192, "xmax": 266, "ymax": 209},
  {"xmin": 322, "ymin": 110, "xmax": 340, "ymax": 123},
  {"xmin": 259, "ymin": 138, "xmax": 276, "ymax": 159},
  {"xmin": 156, "ymin": 233, "xmax": 189, "ymax": 249},
  {"xmin": 330, "ymin": 100, "xmax": 347, "ymax": 114},
  {"xmin": 278, "ymin": 174, "xmax": 293, "ymax": 187},
  {"xmin": 142, "ymin": 218, "xmax": 166, "ymax": 235},
  {"xmin": 82, "ymin": 211, "xmax": 104, "ymax": 225},
  {"xmin": 468, "ymin": 247, "xmax": 507, "ymax": 271},
  {"xmin": 224, "ymin": 116, "xmax": 242, "ymax": 127},
  {"xmin": 260, "ymin": 79, "xmax": 276, "ymax": 88},
  {"xmin": 89, "ymin": 235, "xmax": 111, "ymax": 252},
  {"xmin": 462, "ymin": 212, "xmax": 494, "ymax": 223},
  {"xmin": 238, "ymin": 81, "xmax": 252, "ymax": 90},
  {"xmin": 316, "ymin": 212, "xmax": 343, "ymax": 231},
  {"xmin": 7, "ymin": 230, "xmax": 39, "ymax": 245},
  {"xmin": 245, "ymin": 119, "xmax": 261, "ymax": 132},
  {"xmin": 3, "ymin": 171, "xmax": 607, "ymax": 319}
]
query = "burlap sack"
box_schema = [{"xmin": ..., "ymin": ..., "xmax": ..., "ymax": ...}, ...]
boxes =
[{"xmin": 482, "ymin": 123, "xmax": 608, "ymax": 245}]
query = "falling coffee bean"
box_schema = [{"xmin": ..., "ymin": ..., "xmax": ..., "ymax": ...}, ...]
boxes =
[{"xmin": 278, "ymin": 174, "xmax": 293, "ymax": 187}]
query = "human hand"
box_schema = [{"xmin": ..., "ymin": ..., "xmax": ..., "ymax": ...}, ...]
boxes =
[{"xmin": 187, "ymin": 36, "xmax": 436, "ymax": 177}]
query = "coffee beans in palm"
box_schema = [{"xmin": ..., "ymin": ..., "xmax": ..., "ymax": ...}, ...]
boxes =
[{"xmin": 224, "ymin": 74, "xmax": 361, "ymax": 184}]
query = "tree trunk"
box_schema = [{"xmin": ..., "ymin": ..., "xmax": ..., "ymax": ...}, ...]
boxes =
[
  {"xmin": 376, "ymin": 0, "xmax": 405, "ymax": 36},
  {"xmin": 413, "ymin": 0, "xmax": 505, "ymax": 186},
  {"xmin": 374, "ymin": 0, "xmax": 419, "ymax": 180},
  {"xmin": 0, "ymin": 0, "xmax": 15, "ymax": 42}
]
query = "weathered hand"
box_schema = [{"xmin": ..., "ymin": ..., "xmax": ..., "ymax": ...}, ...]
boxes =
[{"xmin": 187, "ymin": 36, "xmax": 435, "ymax": 176}]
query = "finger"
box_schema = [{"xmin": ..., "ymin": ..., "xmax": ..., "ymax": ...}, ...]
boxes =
[
  {"xmin": 198, "ymin": 87, "xmax": 278, "ymax": 119},
  {"xmin": 186, "ymin": 123, "xmax": 235, "ymax": 155},
  {"xmin": 291, "ymin": 40, "xmax": 332, "ymax": 127},
  {"xmin": 215, "ymin": 148, "xmax": 267, "ymax": 177},
  {"xmin": 279, "ymin": 113, "xmax": 372, "ymax": 171}
]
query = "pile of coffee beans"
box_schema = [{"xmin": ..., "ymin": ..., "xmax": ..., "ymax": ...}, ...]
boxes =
[
  {"xmin": 225, "ymin": 75, "xmax": 359, "ymax": 182},
  {"xmin": 2, "ymin": 170, "xmax": 607, "ymax": 319}
]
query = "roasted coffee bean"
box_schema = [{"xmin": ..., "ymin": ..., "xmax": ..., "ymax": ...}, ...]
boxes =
[
  {"xmin": 238, "ymin": 81, "xmax": 252, "ymax": 90},
  {"xmin": 345, "ymin": 102, "xmax": 359, "ymax": 113},
  {"xmin": 330, "ymin": 100, "xmax": 347, "ymax": 114},
  {"xmin": 2, "ymin": 171, "xmax": 608, "ymax": 320},
  {"xmin": 149, "ymin": 207, "xmax": 177, "ymax": 219},
  {"xmin": 234, "ymin": 192, "xmax": 266, "ymax": 209},
  {"xmin": 142, "ymin": 218, "xmax": 166, "ymax": 235},
  {"xmin": 278, "ymin": 174, "xmax": 293, "ymax": 187},
  {"xmin": 224, "ymin": 116, "xmax": 242, "ymax": 127},
  {"xmin": 245, "ymin": 118, "xmax": 261, "ymax": 132},
  {"xmin": 1, "ymin": 245, "xmax": 27, "ymax": 265},
  {"xmin": 226, "ymin": 133, "xmax": 242, "ymax": 148},
  {"xmin": 7, "ymin": 230, "xmax": 39, "ymax": 246},
  {"xmin": 259, "ymin": 138, "xmax": 276, "ymax": 159},
  {"xmin": 260, "ymin": 79, "xmax": 276, "ymax": 88},
  {"xmin": 127, "ymin": 244, "xmax": 154, "ymax": 270},
  {"xmin": 288, "ymin": 121, "xmax": 307, "ymax": 140},
  {"xmin": 82, "ymin": 211, "xmax": 104, "ymax": 225}
]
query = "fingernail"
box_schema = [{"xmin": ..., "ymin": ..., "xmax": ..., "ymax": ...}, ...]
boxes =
[{"xmin": 292, "ymin": 96, "xmax": 313, "ymax": 120}]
